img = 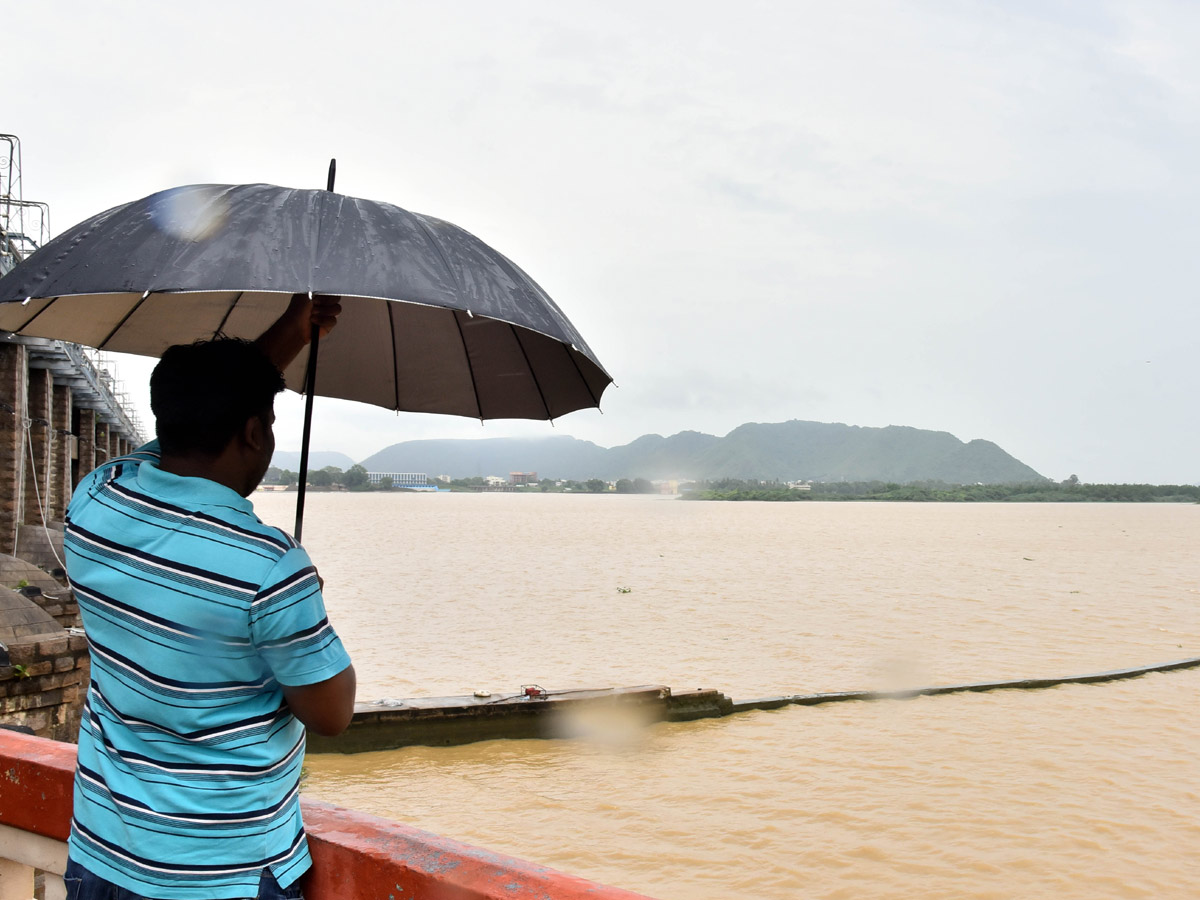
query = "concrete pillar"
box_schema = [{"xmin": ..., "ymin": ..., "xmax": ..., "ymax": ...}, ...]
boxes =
[
  {"xmin": 50, "ymin": 384, "xmax": 72, "ymax": 522},
  {"xmin": 23, "ymin": 368, "xmax": 52, "ymax": 528},
  {"xmin": 75, "ymin": 408, "xmax": 96, "ymax": 485},
  {"xmin": 0, "ymin": 343, "xmax": 28, "ymax": 555},
  {"xmin": 94, "ymin": 422, "xmax": 110, "ymax": 467}
]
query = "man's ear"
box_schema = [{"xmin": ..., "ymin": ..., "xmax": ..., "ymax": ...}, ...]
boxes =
[{"xmin": 242, "ymin": 415, "xmax": 266, "ymax": 452}]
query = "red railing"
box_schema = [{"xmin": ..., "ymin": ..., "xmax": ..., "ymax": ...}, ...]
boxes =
[{"xmin": 0, "ymin": 729, "xmax": 655, "ymax": 900}]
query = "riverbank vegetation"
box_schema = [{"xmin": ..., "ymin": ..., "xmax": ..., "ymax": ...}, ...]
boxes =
[
  {"xmin": 262, "ymin": 468, "xmax": 1197, "ymax": 502},
  {"xmin": 262, "ymin": 469, "xmax": 662, "ymax": 494},
  {"xmin": 680, "ymin": 478, "xmax": 1200, "ymax": 502},
  {"xmin": 445, "ymin": 477, "xmax": 659, "ymax": 493},
  {"xmin": 264, "ymin": 465, "xmax": 380, "ymax": 490}
]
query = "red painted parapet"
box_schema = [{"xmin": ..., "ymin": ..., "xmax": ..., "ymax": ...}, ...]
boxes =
[
  {"xmin": 302, "ymin": 799, "xmax": 655, "ymax": 900},
  {"xmin": 0, "ymin": 730, "xmax": 656, "ymax": 900},
  {"xmin": 0, "ymin": 727, "xmax": 76, "ymax": 841}
]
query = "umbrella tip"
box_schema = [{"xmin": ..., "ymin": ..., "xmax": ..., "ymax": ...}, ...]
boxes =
[{"xmin": 326, "ymin": 159, "xmax": 337, "ymax": 192}]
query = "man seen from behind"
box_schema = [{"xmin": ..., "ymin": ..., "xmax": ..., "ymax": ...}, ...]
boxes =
[{"xmin": 61, "ymin": 295, "xmax": 355, "ymax": 900}]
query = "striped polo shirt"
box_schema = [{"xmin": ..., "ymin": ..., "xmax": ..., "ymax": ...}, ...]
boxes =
[{"xmin": 63, "ymin": 442, "xmax": 351, "ymax": 899}]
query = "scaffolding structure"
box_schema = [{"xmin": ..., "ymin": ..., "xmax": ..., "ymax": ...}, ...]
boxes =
[
  {"xmin": 0, "ymin": 134, "xmax": 50, "ymax": 276},
  {"xmin": 0, "ymin": 134, "xmax": 145, "ymax": 442}
]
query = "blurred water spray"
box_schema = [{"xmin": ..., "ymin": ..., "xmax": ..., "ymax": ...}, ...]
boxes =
[
  {"xmin": 549, "ymin": 698, "xmax": 657, "ymax": 751},
  {"xmin": 871, "ymin": 652, "xmax": 931, "ymax": 694}
]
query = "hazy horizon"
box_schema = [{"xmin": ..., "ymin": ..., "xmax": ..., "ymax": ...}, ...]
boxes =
[{"xmin": 269, "ymin": 418, "xmax": 1153, "ymax": 485}]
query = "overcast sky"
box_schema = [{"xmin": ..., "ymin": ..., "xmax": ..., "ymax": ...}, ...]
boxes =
[{"xmin": 6, "ymin": 2, "xmax": 1199, "ymax": 482}]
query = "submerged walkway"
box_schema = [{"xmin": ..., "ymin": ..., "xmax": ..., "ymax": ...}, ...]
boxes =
[
  {"xmin": 310, "ymin": 655, "xmax": 1200, "ymax": 754},
  {"xmin": 733, "ymin": 654, "xmax": 1200, "ymax": 712}
]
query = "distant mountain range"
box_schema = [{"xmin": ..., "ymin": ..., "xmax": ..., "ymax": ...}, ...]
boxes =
[{"xmin": 352, "ymin": 420, "xmax": 1046, "ymax": 484}]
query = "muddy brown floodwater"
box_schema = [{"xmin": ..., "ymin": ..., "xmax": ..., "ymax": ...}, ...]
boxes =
[{"xmin": 253, "ymin": 493, "xmax": 1200, "ymax": 899}]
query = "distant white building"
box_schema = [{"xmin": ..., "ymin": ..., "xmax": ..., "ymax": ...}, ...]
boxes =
[{"xmin": 367, "ymin": 472, "xmax": 431, "ymax": 487}]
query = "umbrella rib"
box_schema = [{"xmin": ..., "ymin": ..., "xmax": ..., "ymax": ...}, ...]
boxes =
[
  {"xmin": 98, "ymin": 292, "xmax": 154, "ymax": 350},
  {"xmin": 212, "ymin": 291, "xmax": 244, "ymax": 337},
  {"xmin": 386, "ymin": 300, "xmax": 400, "ymax": 410},
  {"xmin": 510, "ymin": 325, "xmax": 552, "ymax": 419},
  {"xmin": 561, "ymin": 339, "xmax": 602, "ymax": 408},
  {"xmin": 452, "ymin": 311, "xmax": 484, "ymax": 419},
  {"xmin": 8, "ymin": 296, "xmax": 60, "ymax": 334}
]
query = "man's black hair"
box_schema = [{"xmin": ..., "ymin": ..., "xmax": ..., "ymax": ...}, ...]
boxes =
[{"xmin": 150, "ymin": 338, "xmax": 286, "ymax": 456}]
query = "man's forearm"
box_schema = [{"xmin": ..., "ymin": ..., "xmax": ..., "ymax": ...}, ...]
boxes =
[
  {"xmin": 256, "ymin": 293, "xmax": 341, "ymax": 372},
  {"xmin": 282, "ymin": 664, "xmax": 357, "ymax": 737}
]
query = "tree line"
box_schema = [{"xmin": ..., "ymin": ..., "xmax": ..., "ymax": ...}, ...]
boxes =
[
  {"xmin": 263, "ymin": 469, "xmax": 662, "ymax": 494},
  {"xmin": 264, "ymin": 465, "xmax": 388, "ymax": 490},
  {"xmin": 445, "ymin": 476, "xmax": 659, "ymax": 493},
  {"xmin": 680, "ymin": 478, "xmax": 1200, "ymax": 502},
  {"xmin": 263, "ymin": 470, "xmax": 1200, "ymax": 502}
]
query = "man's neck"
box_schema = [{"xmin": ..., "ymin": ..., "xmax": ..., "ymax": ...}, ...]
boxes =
[{"xmin": 158, "ymin": 453, "xmax": 249, "ymax": 497}]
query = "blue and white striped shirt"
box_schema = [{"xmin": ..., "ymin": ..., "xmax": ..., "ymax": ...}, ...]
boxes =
[{"xmin": 64, "ymin": 442, "xmax": 351, "ymax": 899}]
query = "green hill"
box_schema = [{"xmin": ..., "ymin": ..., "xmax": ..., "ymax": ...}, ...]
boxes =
[{"xmin": 359, "ymin": 419, "xmax": 1045, "ymax": 484}]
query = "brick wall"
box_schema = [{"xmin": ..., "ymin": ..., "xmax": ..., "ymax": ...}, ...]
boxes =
[
  {"xmin": 95, "ymin": 421, "xmax": 110, "ymax": 467},
  {"xmin": 76, "ymin": 407, "xmax": 96, "ymax": 486},
  {"xmin": 0, "ymin": 633, "xmax": 89, "ymax": 742},
  {"xmin": 23, "ymin": 589, "xmax": 80, "ymax": 631},
  {"xmin": 51, "ymin": 383, "xmax": 72, "ymax": 521},
  {"xmin": 0, "ymin": 343, "xmax": 28, "ymax": 555},
  {"xmin": 15, "ymin": 525, "xmax": 66, "ymax": 575},
  {"xmin": 23, "ymin": 367, "xmax": 52, "ymax": 527}
]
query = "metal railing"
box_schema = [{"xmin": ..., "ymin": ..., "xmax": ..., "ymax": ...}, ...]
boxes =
[{"xmin": 0, "ymin": 821, "xmax": 67, "ymax": 900}]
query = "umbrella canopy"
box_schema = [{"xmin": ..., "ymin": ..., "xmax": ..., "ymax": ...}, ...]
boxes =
[{"xmin": 0, "ymin": 183, "xmax": 611, "ymax": 421}]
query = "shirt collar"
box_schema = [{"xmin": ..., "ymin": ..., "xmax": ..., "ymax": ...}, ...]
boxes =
[{"xmin": 136, "ymin": 458, "xmax": 256, "ymax": 516}]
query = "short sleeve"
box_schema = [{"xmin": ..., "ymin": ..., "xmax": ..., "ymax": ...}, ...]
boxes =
[
  {"xmin": 69, "ymin": 442, "xmax": 164, "ymax": 521},
  {"xmin": 249, "ymin": 547, "xmax": 352, "ymax": 687}
]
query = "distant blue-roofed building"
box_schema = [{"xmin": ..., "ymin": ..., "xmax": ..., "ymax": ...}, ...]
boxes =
[{"xmin": 366, "ymin": 472, "xmax": 438, "ymax": 491}]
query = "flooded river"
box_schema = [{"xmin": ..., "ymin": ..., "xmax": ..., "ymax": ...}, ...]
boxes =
[{"xmin": 253, "ymin": 493, "xmax": 1200, "ymax": 899}]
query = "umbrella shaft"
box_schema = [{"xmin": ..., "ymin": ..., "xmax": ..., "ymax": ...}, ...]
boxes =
[
  {"xmin": 294, "ymin": 164, "xmax": 335, "ymax": 541},
  {"xmin": 294, "ymin": 324, "xmax": 320, "ymax": 542}
]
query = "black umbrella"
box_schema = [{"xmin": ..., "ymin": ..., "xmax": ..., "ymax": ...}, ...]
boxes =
[{"xmin": 0, "ymin": 169, "xmax": 611, "ymax": 538}]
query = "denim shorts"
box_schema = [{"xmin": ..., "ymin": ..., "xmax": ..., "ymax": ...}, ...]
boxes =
[{"xmin": 63, "ymin": 858, "xmax": 304, "ymax": 900}]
